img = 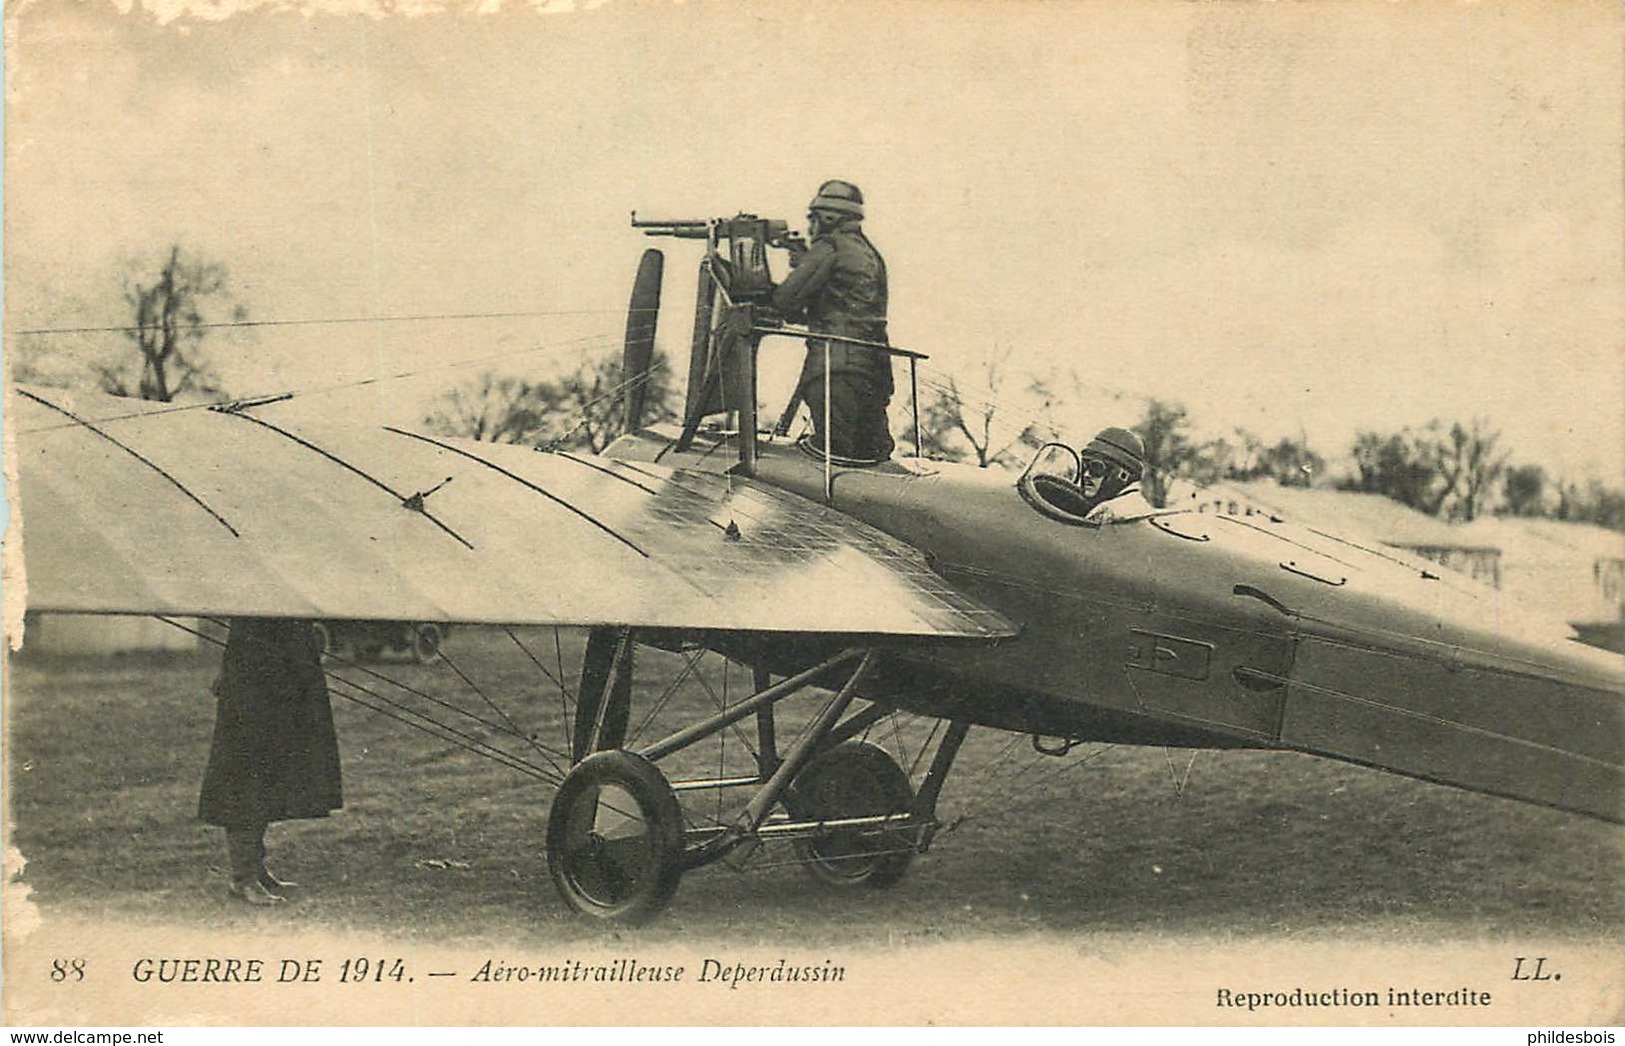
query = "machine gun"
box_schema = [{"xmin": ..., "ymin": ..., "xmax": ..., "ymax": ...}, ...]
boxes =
[
  {"xmin": 631, "ymin": 212, "xmax": 804, "ymax": 302},
  {"xmin": 629, "ymin": 210, "xmax": 926, "ymax": 488}
]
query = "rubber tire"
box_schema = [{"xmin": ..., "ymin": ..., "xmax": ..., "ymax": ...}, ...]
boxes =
[
  {"xmin": 410, "ymin": 623, "xmax": 442, "ymax": 664},
  {"xmin": 546, "ymin": 750, "xmax": 684, "ymax": 923},
  {"xmin": 786, "ymin": 741, "xmax": 916, "ymax": 889},
  {"xmin": 311, "ymin": 622, "xmax": 333, "ymax": 657}
]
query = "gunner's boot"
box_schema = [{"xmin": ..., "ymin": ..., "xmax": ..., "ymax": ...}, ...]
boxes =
[{"xmin": 226, "ymin": 827, "xmax": 282, "ymax": 907}]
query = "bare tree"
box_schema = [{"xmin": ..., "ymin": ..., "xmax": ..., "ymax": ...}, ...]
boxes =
[
  {"xmin": 1132, "ymin": 399, "xmax": 1200, "ymax": 508},
  {"xmin": 549, "ymin": 350, "xmax": 677, "ymax": 453},
  {"xmin": 424, "ymin": 351, "xmax": 676, "ymax": 453},
  {"xmin": 1341, "ymin": 427, "xmax": 1447, "ymax": 514},
  {"xmin": 1251, "ymin": 434, "xmax": 1325, "ymax": 488},
  {"xmin": 1433, "ymin": 418, "xmax": 1508, "ymax": 521},
  {"xmin": 1501, "ymin": 463, "xmax": 1549, "ymax": 518},
  {"xmin": 96, "ymin": 244, "xmax": 242, "ymax": 402},
  {"xmin": 905, "ymin": 347, "xmax": 1048, "ymax": 468},
  {"xmin": 1340, "ymin": 419, "xmax": 1512, "ymax": 520},
  {"xmin": 1557, "ymin": 479, "xmax": 1625, "ymax": 531},
  {"xmin": 9, "ymin": 332, "xmax": 84, "ymax": 388},
  {"xmin": 424, "ymin": 371, "xmax": 559, "ymax": 445}
]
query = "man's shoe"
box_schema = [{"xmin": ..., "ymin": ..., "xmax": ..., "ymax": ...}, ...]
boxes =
[
  {"xmin": 257, "ymin": 869, "xmax": 298, "ymax": 896},
  {"xmin": 228, "ymin": 879, "xmax": 285, "ymax": 907}
]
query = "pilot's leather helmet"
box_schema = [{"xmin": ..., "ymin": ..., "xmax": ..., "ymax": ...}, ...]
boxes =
[
  {"xmin": 809, "ymin": 179, "xmax": 865, "ymax": 219},
  {"xmin": 1082, "ymin": 426, "xmax": 1145, "ymax": 479}
]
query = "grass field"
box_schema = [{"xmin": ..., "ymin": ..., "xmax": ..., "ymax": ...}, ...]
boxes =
[{"xmin": 7, "ymin": 625, "xmax": 1622, "ymax": 948}]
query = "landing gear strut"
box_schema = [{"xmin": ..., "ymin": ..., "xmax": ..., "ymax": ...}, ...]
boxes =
[{"xmin": 544, "ymin": 636, "xmax": 971, "ymax": 923}]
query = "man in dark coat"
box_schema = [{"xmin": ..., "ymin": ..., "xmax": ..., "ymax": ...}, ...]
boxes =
[
  {"xmin": 771, "ymin": 179, "xmax": 895, "ymax": 462},
  {"xmin": 200, "ymin": 618, "xmax": 342, "ymax": 905}
]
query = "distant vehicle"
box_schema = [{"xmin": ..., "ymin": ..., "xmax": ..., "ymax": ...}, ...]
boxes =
[{"xmin": 311, "ymin": 620, "xmax": 446, "ymax": 663}]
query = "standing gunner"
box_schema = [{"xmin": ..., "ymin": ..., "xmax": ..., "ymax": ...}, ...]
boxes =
[{"xmin": 771, "ymin": 179, "xmax": 894, "ymax": 462}]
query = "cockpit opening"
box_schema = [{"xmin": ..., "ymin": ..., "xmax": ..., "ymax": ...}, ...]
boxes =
[{"xmin": 1016, "ymin": 429, "xmax": 1160, "ymax": 526}]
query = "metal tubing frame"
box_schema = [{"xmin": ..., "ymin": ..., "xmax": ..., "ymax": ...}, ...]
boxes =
[
  {"xmin": 823, "ymin": 338, "xmax": 833, "ymax": 501},
  {"xmin": 910, "ymin": 717, "xmax": 968, "ymax": 825},
  {"xmin": 752, "ymin": 326, "xmax": 928, "ymax": 361},
  {"xmin": 910, "ymin": 357, "xmax": 921, "ymax": 459},
  {"xmin": 677, "ymin": 649, "xmax": 878, "ymax": 869},
  {"xmin": 748, "ymin": 327, "xmax": 929, "ymax": 497},
  {"xmin": 753, "ymin": 666, "xmax": 780, "ymax": 776},
  {"xmin": 635, "ymin": 647, "xmax": 865, "ymax": 764},
  {"xmin": 681, "ymin": 811, "xmax": 915, "ymax": 846},
  {"xmin": 753, "ymin": 811, "xmax": 914, "ymax": 839},
  {"xmin": 670, "ymin": 774, "xmax": 765, "ymax": 793},
  {"xmin": 819, "ymin": 700, "xmax": 894, "ymax": 753},
  {"xmin": 736, "ymin": 650, "xmax": 876, "ymax": 832}
]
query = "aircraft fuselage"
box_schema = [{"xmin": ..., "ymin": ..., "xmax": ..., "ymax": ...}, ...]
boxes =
[{"xmin": 610, "ymin": 432, "xmax": 1625, "ymax": 823}]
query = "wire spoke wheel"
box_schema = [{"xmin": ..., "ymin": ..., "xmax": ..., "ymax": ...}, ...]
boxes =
[
  {"xmin": 786, "ymin": 741, "xmax": 917, "ymax": 889},
  {"xmin": 546, "ymin": 750, "xmax": 684, "ymax": 923}
]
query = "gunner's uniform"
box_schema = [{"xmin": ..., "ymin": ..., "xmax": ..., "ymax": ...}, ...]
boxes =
[{"xmin": 771, "ymin": 219, "xmax": 894, "ymax": 461}]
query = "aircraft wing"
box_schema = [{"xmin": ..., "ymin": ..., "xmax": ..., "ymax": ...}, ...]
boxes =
[{"xmin": 9, "ymin": 387, "xmax": 1015, "ymax": 639}]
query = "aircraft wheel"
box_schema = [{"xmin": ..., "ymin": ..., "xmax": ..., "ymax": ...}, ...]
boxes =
[
  {"xmin": 410, "ymin": 623, "xmax": 443, "ymax": 664},
  {"xmin": 546, "ymin": 750, "xmax": 684, "ymax": 923},
  {"xmin": 787, "ymin": 741, "xmax": 916, "ymax": 889},
  {"xmin": 311, "ymin": 622, "xmax": 333, "ymax": 657}
]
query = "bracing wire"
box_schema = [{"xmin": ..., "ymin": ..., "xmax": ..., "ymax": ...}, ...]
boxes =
[
  {"xmin": 160, "ymin": 614, "xmax": 1147, "ymax": 874},
  {"xmin": 188, "ymin": 616, "xmax": 533, "ymax": 744},
  {"xmin": 156, "ymin": 616, "xmax": 561, "ymax": 784},
  {"xmin": 17, "ymin": 327, "xmax": 627, "ymax": 436},
  {"xmin": 13, "ymin": 306, "xmax": 633, "ymax": 338},
  {"xmin": 539, "ymin": 356, "xmax": 671, "ymax": 452},
  {"xmin": 625, "ymin": 649, "xmax": 708, "ymax": 749},
  {"xmin": 502, "ymin": 626, "xmax": 578, "ymax": 734},
  {"xmin": 433, "ymin": 643, "xmax": 572, "ymax": 778}
]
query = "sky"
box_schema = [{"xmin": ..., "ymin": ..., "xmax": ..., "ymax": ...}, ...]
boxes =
[{"xmin": 5, "ymin": 0, "xmax": 1622, "ymax": 485}]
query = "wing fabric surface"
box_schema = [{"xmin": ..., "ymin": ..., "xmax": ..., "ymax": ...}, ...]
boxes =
[{"xmin": 11, "ymin": 388, "xmax": 1014, "ymax": 638}]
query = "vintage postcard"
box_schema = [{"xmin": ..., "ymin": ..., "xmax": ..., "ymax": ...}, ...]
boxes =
[{"xmin": 4, "ymin": 0, "xmax": 1622, "ymax": 1030}]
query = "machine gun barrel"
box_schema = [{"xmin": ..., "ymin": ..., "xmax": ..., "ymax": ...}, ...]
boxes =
[
  {"xmin": 630, "ymin": 212, "xmax": 803, "ymax": 249},
  {"xmin": 630, "ymin": 212, "xmax": 712, "ymax": 239}
]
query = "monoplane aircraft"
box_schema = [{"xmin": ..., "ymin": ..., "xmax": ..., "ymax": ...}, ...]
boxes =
[{"xmin": 11, "ymin": 212, "xmax": 1622, "ymax": 922}]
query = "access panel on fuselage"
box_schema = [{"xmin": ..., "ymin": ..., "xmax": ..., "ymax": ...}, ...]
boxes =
[{"xmin": 1115, "ymin": 613, "xmax": 1294, "ymax": 743}]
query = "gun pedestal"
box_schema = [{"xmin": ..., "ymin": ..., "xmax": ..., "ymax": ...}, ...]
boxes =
[
  {"xmin": 722, "ymin": 305, "xmax": 761, "ymax": 478},
  {"xmin": 675, "ymin": 298, "xmax": 764, "ymax": 477}
]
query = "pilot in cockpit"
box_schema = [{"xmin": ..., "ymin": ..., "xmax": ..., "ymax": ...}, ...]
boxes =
[
  {"xmin": 1075, "ymin": 426, "xmax": 1154, "ymax": 523},
  {"xmin": 1022, "ymin": 425, "xmax": 1157, "ymax": 525}
]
